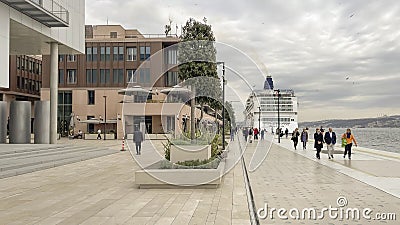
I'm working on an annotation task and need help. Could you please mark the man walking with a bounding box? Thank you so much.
[324,127,337,159]
[133,128,144,155]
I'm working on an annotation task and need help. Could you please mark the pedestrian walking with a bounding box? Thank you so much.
[254,127,259,140]
[97,129,102,140]
[301,128,308,150]
[243,128,248,142]
[285,128,289,139]
[248,127,253,143]
[314,128,323,159]
[230,127,235,141]
[291,128,300,150]
[260,129,265,140]
[342,128,357,159]
[324,127,337,159]
[133,129,144,155]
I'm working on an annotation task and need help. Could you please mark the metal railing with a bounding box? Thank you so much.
[87,34,179,39]
[28,0,69,25]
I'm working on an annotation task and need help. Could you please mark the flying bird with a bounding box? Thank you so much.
[350,13,354,18]
[346,77,350,80]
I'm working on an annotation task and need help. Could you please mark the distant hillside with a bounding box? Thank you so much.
[299,115,400,128]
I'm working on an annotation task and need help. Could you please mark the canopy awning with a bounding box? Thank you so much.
[79,119,118,124]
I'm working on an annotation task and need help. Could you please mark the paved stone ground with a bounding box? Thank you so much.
[0,139,250,225]
[241,135,400,225]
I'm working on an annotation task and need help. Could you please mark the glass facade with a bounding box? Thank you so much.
[57,91,72,137]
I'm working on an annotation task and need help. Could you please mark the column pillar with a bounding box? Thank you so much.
[0,102,7,143]
[9,101,31,144]
[34,101,50,144]
[50,42,59,144]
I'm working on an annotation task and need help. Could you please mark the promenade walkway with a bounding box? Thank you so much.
[241,134,400,224]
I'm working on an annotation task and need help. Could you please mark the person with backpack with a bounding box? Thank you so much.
[342,128,358,160]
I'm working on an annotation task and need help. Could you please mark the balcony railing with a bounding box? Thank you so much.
[1,0,69,27]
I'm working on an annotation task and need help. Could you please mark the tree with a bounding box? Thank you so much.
[177,18,222,121]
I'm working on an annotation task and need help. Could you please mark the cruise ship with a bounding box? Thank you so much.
[244,76,298,133]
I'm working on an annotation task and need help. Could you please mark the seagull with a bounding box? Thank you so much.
[346,77,350,80]
[350,13,354,18]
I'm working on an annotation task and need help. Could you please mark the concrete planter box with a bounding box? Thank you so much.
[170,144,211,163]
[84,133,115,140]
[135,160,225,189]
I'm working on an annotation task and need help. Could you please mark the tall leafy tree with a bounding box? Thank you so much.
[177,18,222,120]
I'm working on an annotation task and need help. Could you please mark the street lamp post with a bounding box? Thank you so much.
[217,62,226,150]
[274,89,281,143]
[103,96,107,140]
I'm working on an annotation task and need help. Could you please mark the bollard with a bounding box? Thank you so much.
[9,101,31,144]
[0,102,7,143]
[121,137,126,151]
[34,101,50,144]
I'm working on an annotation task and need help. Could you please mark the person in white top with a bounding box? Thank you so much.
[97,129,102,140]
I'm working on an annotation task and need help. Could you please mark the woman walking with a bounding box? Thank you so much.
[291,128,300,150]
[301,128,308,150]
[314,128,323,159]
[342,128,358,159]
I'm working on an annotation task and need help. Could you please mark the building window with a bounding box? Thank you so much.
[86,69,92,84]
[127,69,136,83]
[67,55,76,62]
[28,61,33,73]
[38,64,42,75]
[165,71,178,86]
[139,68,151,84]
[110,32,117,38]
[119,46,124,61]
[165,48,177,64]
[100,47,105,61]
[35,63,40,74]
[106,47,111,61]
[92,47,98,61]
[113,69,124,84]
[59,55,64,62]
[67,69,77,84]
[86,47,92,61]
[58,91,73,136]
[113,46,119,61]
[17,76,21,89]
[140,46,151,60]
[59,69,64,84]
[17,57,20,69]
[100,69,110,84]
[88,90,95,105]
[127,47,137,61]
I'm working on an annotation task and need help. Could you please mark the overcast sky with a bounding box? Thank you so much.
[86,0,400,122]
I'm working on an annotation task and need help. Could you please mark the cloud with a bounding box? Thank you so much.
[86,0,400,122]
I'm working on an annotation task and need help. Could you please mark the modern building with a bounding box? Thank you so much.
[40,25,216,139]
[244,76,298,133]
[1,0,85,143]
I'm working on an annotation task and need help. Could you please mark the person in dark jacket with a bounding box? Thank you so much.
[291,128,300,150]
[314,128,323,159]
[324,127,337,159]
[300,128,308,150]
[133,129,144,155]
